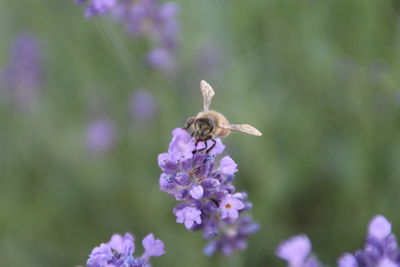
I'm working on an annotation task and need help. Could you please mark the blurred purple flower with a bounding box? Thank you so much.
[130,89,157,123]
[76,0,180,73]
[158,128,259,255]
[204,215,260,256]
[147,48,175,73]
[86,232,165,267]
[1,34,42,111]
[338,215,400,267]
[276,235,322,267]
[86,117,116,153]
[76,0,116,17]
[277,215,400,267]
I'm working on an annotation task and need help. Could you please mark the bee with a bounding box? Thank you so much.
[184,80,262,153]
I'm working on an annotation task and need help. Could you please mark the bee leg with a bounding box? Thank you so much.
[206,139,216,154]
[192,139,200,154]
[196,140,208,153]
[196,135,213,153]
[184,117,195,130]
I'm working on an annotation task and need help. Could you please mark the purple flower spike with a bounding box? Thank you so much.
[337,215,400,267]
[85,232,165,267]
[1,34,43,111]
[142,233,166,258]
[175,206,202,229]
[158,127,258,255]
[278,215,400,267]
[76,0,180,74]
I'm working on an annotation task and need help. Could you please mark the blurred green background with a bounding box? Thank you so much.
[1,0,400,266]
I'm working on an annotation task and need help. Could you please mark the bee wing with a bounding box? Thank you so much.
[222,124,262,136]
[200,80,215,111]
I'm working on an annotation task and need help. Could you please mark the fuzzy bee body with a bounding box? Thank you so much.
[184,80,262,153]
[186,110,230,141]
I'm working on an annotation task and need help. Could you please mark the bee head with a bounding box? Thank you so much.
[194,117,215,140]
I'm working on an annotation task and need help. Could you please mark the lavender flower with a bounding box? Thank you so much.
[276,215,400,267]
[1,34,42,111]
[76,0,116,17]
[338,215,400,267]
[76,0,180,73]
[276,235,323,267]
[130,89,157,123]
[86,232,165,267]
[147,48,175,73]
[158,128,259,256]
[86,117,116,153]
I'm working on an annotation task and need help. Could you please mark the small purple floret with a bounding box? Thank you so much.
[175,206,202,229]
[276,235,318,267]
[142,233,166,258]
[219,156,238,176]
[168,128,195,161]
[108,232,135,255]
[220,194,244,221]
[189,185,204,200]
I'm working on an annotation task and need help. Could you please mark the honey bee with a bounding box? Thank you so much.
[184,80,262,153]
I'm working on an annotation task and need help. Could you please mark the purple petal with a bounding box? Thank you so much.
[338,254,358,267]
[368,215,392,240]
[175,206,202,230]
[219,156,238,176]
[377,258,397,267]
[189,185,204,200]
[276,235,311,267]
[86,243,113,267]
[220,194,244,220]
[157,152,178,173]
[168,128,195,161]
[142,233,166,258]
[108,232,135,254]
